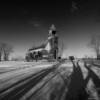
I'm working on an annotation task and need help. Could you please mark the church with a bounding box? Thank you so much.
[25,24,59,61]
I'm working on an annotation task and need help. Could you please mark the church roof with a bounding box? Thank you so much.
[29,44,45,51]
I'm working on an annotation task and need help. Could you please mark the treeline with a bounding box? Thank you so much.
[0,43,13,61]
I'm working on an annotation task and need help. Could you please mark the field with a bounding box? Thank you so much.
[0,60,100,100]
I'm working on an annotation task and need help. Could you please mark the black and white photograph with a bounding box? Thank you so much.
[0,0,100,100]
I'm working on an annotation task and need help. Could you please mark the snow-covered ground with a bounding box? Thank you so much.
[0,61,56,68]
[0,60,100,100]
[0,61,57,89]
[0,61,58,77]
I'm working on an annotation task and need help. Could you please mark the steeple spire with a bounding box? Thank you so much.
[49,24,57,36]
[49,24,56,31]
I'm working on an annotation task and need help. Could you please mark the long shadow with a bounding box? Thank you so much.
[92,63,100,68]
[65,60,89,100]
[84,62,100,89]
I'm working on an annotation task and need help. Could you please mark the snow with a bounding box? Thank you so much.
[0,61,55,68]
[0,61,29,67]
[0,61,57,83]
[60,61,73,67]
[78,61,88,79]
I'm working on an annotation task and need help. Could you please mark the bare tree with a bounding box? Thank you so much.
[89,35,100,60]
[0,43,13,61]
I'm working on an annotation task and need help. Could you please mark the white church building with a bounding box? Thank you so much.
[26,24,59,61]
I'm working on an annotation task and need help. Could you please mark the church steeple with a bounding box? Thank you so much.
[48,24,56,36]
[50,24,56,31]
[47,24,58,60]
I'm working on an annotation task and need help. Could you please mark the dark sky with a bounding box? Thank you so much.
[0,0,100,58]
